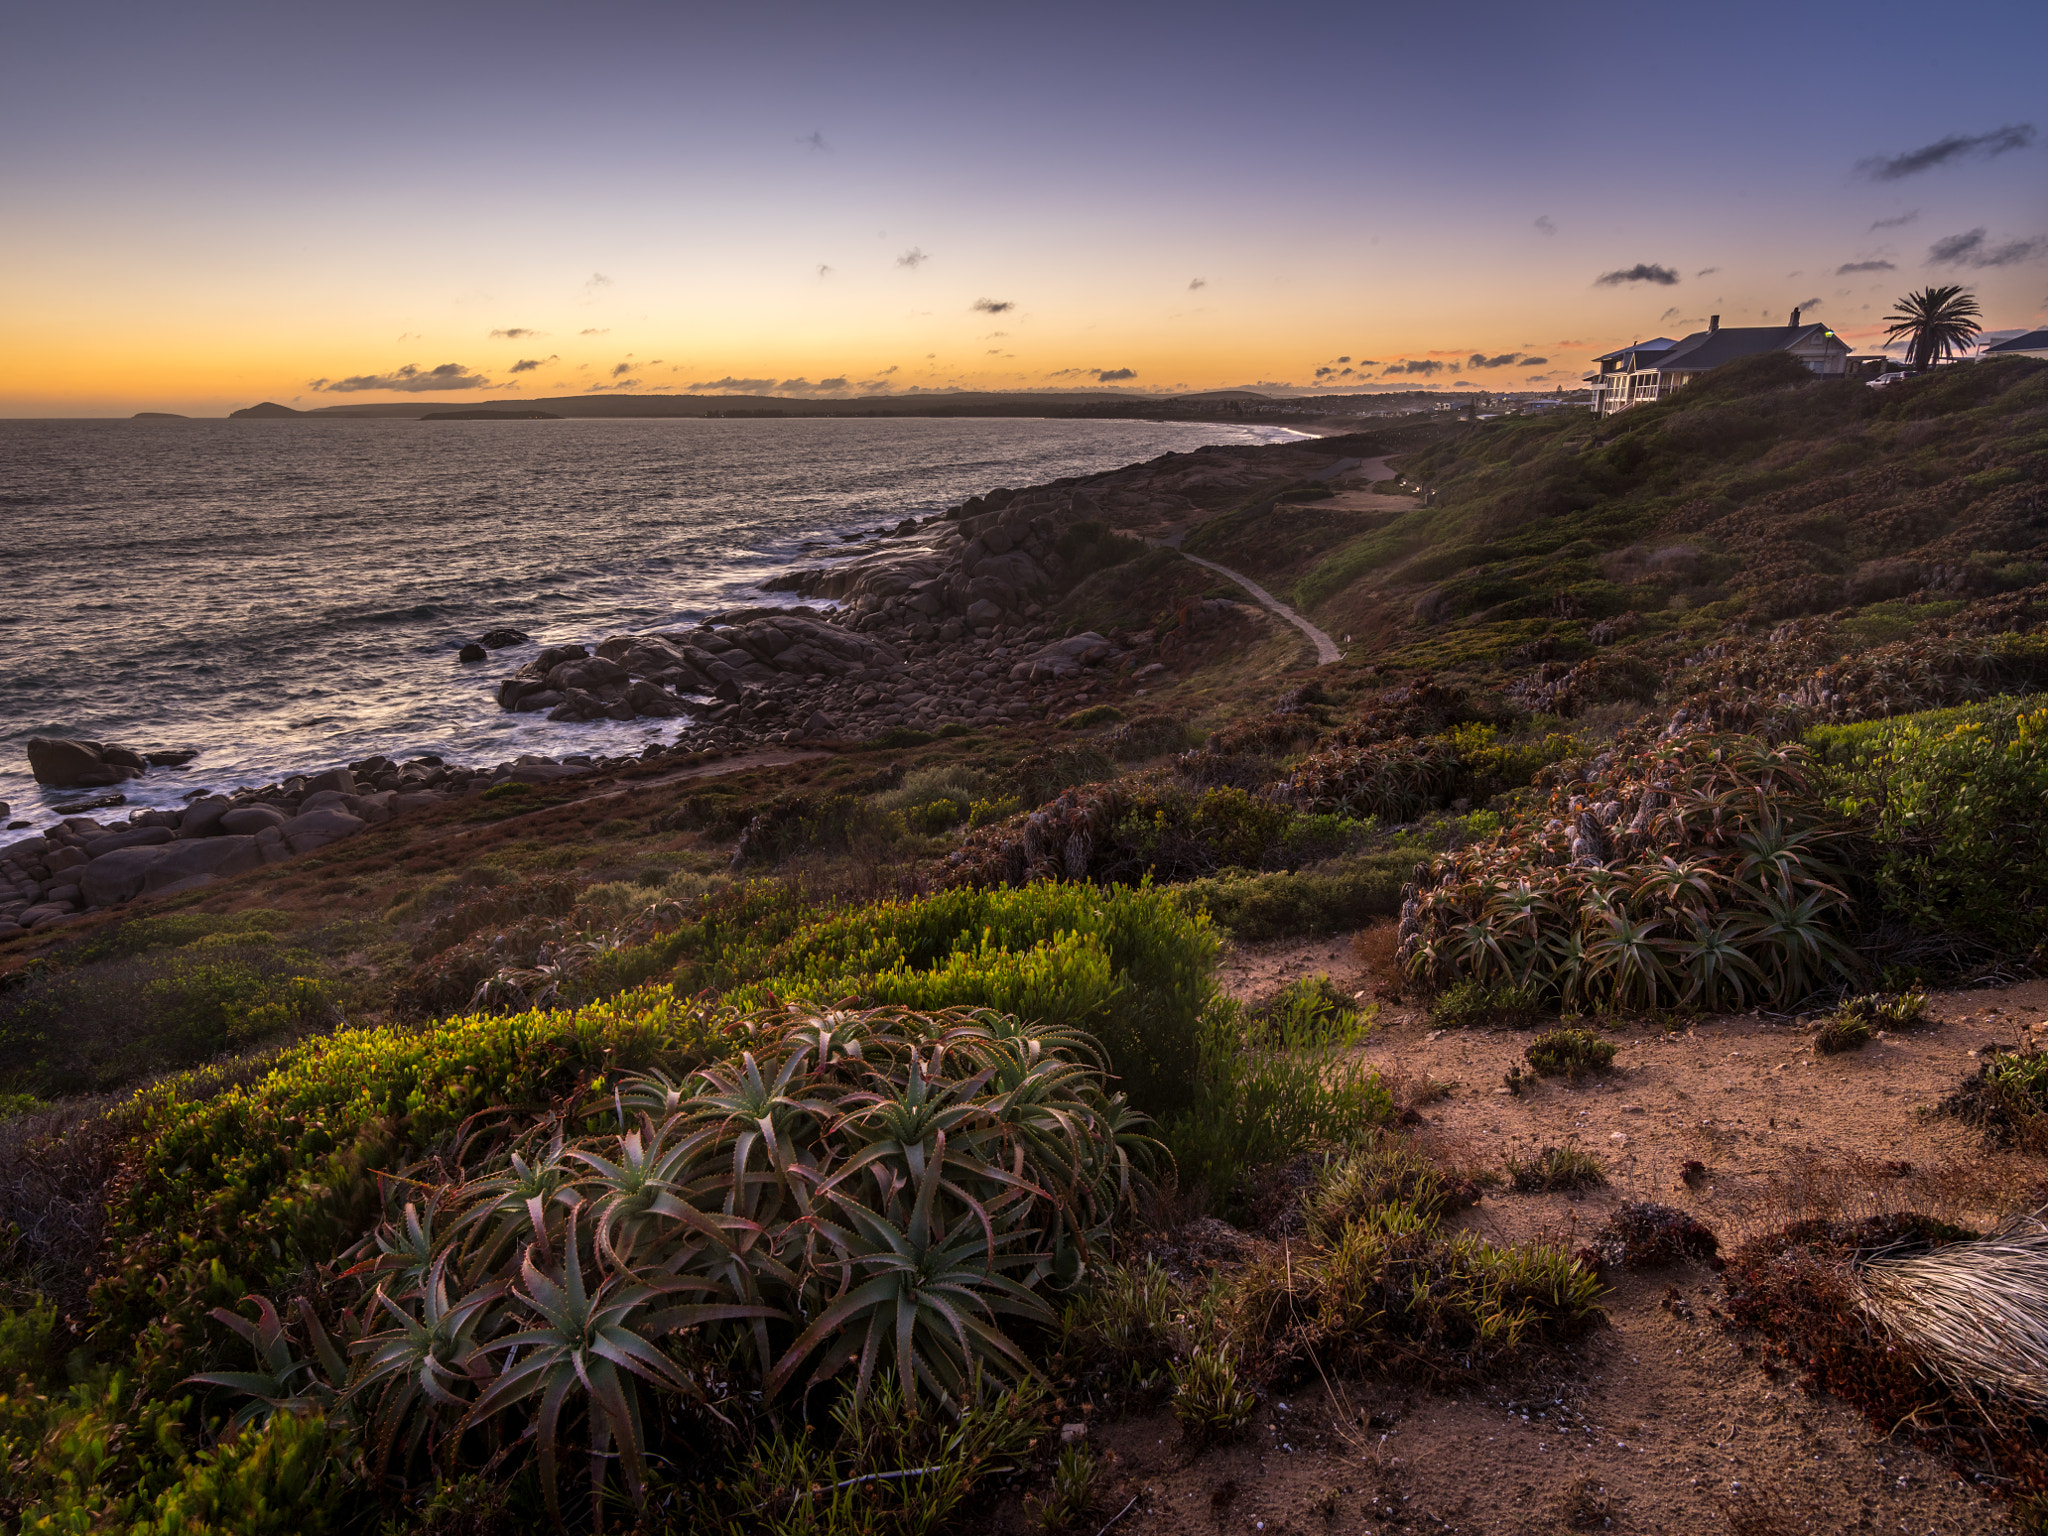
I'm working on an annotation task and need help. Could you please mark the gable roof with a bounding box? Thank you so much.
[1652,322,1842,373]
[1986,329,2048,354]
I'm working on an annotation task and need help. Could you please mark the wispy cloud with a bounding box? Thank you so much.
[1694,267,1718,278]
[817,264,833,279]
[584,272,613,291]
[1381,359,1446,376]
[800,130,829,152]
[689,376,776,393]
[1596,263,1680,286]
[579,327,609,336]
[508,355,559,373]
[490,327,539,340]
[1870,210,1919,231]
[1096,368,1136,382]
[311,362,489,393]
[971,297,1013,314]
[896,247,929,269]
[610,362,634,378]
[1467,352,1521,368]
[1795,297,1822,311]
[1518,356,1549,367]
[1858,124,2036,181]
[1929,228,2048,267]
[1533,215,1557,237]
[1188,277,1206,290]
[1837,259,1897,274]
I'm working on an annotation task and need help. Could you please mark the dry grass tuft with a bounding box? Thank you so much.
[1856,1210,2048,1407]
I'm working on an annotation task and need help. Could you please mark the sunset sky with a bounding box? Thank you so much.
[4,0,2044,416]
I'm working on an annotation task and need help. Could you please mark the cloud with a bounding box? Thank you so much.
[579,328,609,336]
[1519,356,1549,367]
[1467,352,1521,368]
[816,376,847,390]
[800,130,829,153]
[311,362,489,393]
[689,376,776,393]
[1870,210,1920,231]
[584,272,613,291]
[1858,124,2036,181]
[1336,356,1350,364]
[971,298,1014,314]
[1836,259,1897,274]
[507,355,558,373]
[1595,263,1680,286]
[1096,368,1136,382]
[1188,277,1206,290]
[1381,359,1447,376]
[817,264,833,279]
[1533,215,1557,237]
[1695,267,1718,278]
[491,327,542,340]
[611,362,638,378]
[896,247,929,269]
[1659,307,1683,323]
[1929,228,2048,267]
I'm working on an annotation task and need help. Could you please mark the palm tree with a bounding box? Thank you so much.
[1883,286,1983,370]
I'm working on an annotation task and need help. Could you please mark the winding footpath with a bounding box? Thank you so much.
[1171,547,1341,665]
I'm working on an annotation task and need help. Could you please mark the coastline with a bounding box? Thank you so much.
[3,425,1367,934]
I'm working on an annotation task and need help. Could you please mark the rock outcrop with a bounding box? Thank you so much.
[26,738,150,788]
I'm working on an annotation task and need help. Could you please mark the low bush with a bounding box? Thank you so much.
[1161,992,1390,1207]
[1940,1049,2048,1148]
[1173,854,1409,940]
[1249,974,1364,1043]
[1013,745,1115,808]
[1103,715,1199,760]
[730,792,901,868]
[1525,1027,1616,1077]
[1584,1202,1720,1270]
[1304,1136,1481,1240]
[1170,1346,1257,1443]
[1506,1143,1606,1193]
[1429,979,1545,1029]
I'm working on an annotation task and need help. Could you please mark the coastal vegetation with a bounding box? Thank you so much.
[4,352,2048,1529]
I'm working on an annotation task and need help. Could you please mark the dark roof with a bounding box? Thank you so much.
[1593,337,1677,362]
[1987,329,2048,353]
[1652,322,1842,373]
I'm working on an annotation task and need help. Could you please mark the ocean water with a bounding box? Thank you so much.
[0,415,1301,819]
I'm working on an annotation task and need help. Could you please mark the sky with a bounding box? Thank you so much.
[3,0,2045,416]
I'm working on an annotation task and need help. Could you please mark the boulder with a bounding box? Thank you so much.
[298,790,363,817]
[803,711,840,738]
[177,797,233,839]
[514,690,564,713]
[145,750,198,767]
[221,804,289,835]
[83,825,175,860]
[478,627,530,649]
[26,737,145,788]
[282,808,367,855]
[139,836,263,892]
[305,767,357,795]
[458,642,488,663]
[508,761,581,784]
[45,846,88,873]
[81,845,172,905]
[965,599,1004,626]
[255,826,290,864]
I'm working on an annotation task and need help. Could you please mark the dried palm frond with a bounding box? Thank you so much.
[1855,1211,2048,1407]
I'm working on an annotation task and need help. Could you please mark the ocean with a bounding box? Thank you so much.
[0,415,1302,818]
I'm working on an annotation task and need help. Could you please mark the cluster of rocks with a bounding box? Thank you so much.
[25,737,197,788]
[0,747,644,938]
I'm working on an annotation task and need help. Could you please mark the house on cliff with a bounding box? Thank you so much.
[1985,329,2048,361]
[1585,309,1850,416]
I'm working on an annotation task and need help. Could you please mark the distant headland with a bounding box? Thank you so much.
[131,412,188,419]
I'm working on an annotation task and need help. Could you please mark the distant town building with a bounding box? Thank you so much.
[1985,328,2048,361]
[1584,310,1850,416]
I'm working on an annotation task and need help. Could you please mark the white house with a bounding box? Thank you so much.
[1585,309,1851,416]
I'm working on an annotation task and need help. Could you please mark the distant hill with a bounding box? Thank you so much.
[419,409,561,421]
[131,412,187,419]
[228,402,303,418]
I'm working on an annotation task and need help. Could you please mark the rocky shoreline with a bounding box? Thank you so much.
[3,437,1351,937]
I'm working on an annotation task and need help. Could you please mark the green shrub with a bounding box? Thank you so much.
[1429,980,1545,1029]
[1162,993,1391,1205]
[1170,1347,1256,1443]
[1525,1028,1616,1077]
[1940,1049,2048,1147]
[743,882,1219,1117]
[1013,746,1115,808]
[968,794,1022,828]
[903,797,967,834]
[1810,699,2048,952]
[1174,854,1409,940]
[1250,974,1366,1043]
[730,793,900,868]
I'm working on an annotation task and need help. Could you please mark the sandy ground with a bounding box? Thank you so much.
[987,939,2048,1534]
